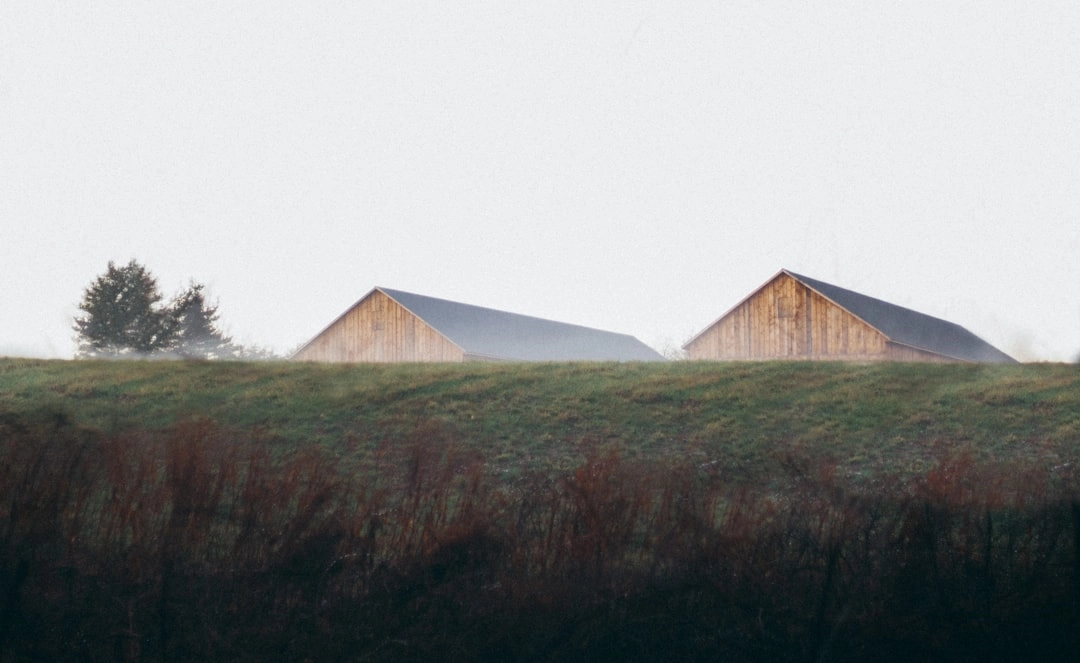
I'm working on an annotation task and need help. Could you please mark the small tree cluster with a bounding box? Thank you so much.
[169,282,235,359]
[73,260,259,360]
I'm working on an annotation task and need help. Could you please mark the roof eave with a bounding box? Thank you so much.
[683,269,790,350]
[780,270,897,347]
[884,339,971,363]
[291,286,470,360]
[374,287,469,357]
[785,273,1016,364]
[290,286,383,359]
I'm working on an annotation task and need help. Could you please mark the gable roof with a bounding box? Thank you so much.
[366,287,664,362]
[685,269,1016,364]
[787,270,1014,363]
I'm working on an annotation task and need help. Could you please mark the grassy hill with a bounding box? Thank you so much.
[2,357,1079,485]
[3,357,1080,661]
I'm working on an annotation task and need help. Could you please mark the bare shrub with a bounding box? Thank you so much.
[2,416,1080,661]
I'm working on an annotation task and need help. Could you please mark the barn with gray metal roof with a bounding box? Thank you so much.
[292,287,664,363]
[684,269,1015,363]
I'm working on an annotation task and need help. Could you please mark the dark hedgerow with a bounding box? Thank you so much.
[2,412,1080,662]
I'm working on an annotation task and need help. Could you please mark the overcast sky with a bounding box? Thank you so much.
[3,2,1079,361]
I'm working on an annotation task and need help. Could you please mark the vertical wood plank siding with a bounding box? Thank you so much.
[686,273,913,361]
[293,290,465,362]
[884,343,955,363]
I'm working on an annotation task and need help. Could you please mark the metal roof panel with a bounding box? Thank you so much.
[784,271,1016,363]
[378,287,664,362]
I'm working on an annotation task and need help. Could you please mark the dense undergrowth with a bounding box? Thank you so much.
[2,415,1080,660]
[2,359,1080,660]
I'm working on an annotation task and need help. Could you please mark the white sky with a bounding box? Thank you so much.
[3,2,1079,361]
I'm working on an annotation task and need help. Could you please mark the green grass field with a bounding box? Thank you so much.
[3,357,1079,485]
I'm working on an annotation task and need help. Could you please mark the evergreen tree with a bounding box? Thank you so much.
[169,282,236,359]
[73,260,175,357]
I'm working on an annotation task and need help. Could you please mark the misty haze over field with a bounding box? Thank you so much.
[2,3,1078,361]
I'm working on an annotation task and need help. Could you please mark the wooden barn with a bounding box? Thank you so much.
[292,287,665,363]
[684,269,1016,363]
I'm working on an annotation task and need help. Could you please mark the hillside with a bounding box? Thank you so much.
[3,357,1078,486]
[5,357,1080,661]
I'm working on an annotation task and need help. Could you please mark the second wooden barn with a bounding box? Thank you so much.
[684,269,1015,363]
[292,287,664,363]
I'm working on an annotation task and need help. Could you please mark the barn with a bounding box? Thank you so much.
[683,269,1016,363]
[292,287,665,363]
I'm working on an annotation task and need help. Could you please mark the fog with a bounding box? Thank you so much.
[3,3,1079,362]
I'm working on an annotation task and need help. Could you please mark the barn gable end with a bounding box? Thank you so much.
[683,271,889,361]
[684,270,1015,364]
[293,287,664,363]
[291,289,465,363]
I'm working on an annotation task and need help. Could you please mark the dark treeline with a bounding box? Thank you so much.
[2,412,1080,661]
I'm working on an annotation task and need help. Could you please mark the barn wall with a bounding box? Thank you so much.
[885,343,955,363]
[293,290,465,363]
[685,273,894,361]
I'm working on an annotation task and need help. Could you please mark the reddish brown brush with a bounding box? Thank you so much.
[2,414,1080,661]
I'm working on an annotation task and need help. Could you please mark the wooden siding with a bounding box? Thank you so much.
[293,290,465,363]
[686,273,912,361]
[884,342,956,363]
